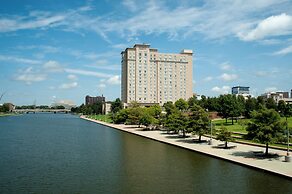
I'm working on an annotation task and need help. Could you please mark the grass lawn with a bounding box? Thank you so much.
[87,114,113,123]
[212,117,292,134]
[212,119,248,134]
[212,117,292,150]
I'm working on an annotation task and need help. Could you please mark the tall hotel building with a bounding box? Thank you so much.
[121,44,193,105]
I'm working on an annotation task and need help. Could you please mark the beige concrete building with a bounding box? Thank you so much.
[121,44,193,105]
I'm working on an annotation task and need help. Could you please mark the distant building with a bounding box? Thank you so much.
[261,91,291,104]
[6,103,15,112]
[102,102,112,115]
[231,86,251,99]
[85,95,105,105]
[121,43,193,106]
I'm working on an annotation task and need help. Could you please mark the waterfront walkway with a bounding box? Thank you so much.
[81,116,292,179]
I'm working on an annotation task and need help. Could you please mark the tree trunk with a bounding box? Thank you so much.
[265,143,269,156]
[232,117,234,125]
[183,130,186,137]
[199,135,201,142]
[225,117,227,123]
[225,141,228,148]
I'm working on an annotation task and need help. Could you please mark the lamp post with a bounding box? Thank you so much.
[206,109,213,145]
[287,116,289,155]
[209,121,213,145]
[285,116,291,162]
[284,104,291,162]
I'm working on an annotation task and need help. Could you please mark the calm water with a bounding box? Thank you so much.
[0,113,291,194]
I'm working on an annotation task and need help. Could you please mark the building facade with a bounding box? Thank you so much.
[262,91,291,104]
[85,95,105,105]
[231,86,251,99]
[232,86,250,95]
[121,44,193,105]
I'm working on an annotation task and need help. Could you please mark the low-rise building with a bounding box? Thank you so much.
[261,91,291,104]
[85,95,105,105]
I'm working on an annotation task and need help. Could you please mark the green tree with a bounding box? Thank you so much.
[175,98,188,112]
[112,108,129,124]
[163,101,176,115]
[92,102,102,114]
[218,95,231,123]
[206,97,220,112]
[256,96,265,110]
[165,111,188,137]
[188,104,210,142]
[148,105,162,129]
[198,95,208,109]
[245,97,257,118]
[188,96,198,108]
[246,108,285,156]
[126,107,144,126]
[111,98,123,113]
[217,126,233,148]
[277,100,286,116]
[266,98,277,110]
[139,110,156,129]
[148,105,162,118]
[229,95,243,125]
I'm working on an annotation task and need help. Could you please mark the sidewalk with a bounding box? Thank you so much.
[81,116,292,179]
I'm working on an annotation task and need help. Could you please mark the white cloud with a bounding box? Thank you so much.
[211,86,230,94]
[16,45,59,53]
[86,62,120,71]
[111,43,129,49]
[14,67,46,84]
[0,0,290,45]
[1,1,289,42]
[255,71,269,77]
[259,39,282,45]
[122,0,138,12]
[106,75,121,85]
[64,68,112,78]
[51,99,76,108]
[97,83,106,88]
[219,73,238,81]
[273,45,292,55]
[238,13,292,41]
[265,87,277,92]
[59,82,78,89]
[43,60,63,72]
[0,55,42,65]
[0,14,66,33]
[203,76,213,82]
[67,74,78,80]
[220,62,232,70]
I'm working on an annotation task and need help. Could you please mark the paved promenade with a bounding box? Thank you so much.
[81,116,292,179]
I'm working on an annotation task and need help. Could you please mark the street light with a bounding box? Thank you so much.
[206,108,213,145]
[284,104,291,162]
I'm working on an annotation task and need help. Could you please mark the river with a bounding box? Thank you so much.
[0,113,291,193]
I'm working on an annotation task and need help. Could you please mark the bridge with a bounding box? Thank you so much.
[13,109,71,114]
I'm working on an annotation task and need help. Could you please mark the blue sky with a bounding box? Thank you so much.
[0,0,292,106]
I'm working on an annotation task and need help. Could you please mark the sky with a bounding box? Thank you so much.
[0,0,292,106]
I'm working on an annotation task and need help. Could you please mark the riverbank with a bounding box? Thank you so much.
[81,116,292,179]
[0,113,15,117]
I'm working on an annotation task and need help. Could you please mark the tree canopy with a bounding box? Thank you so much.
[246,108,285,155]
